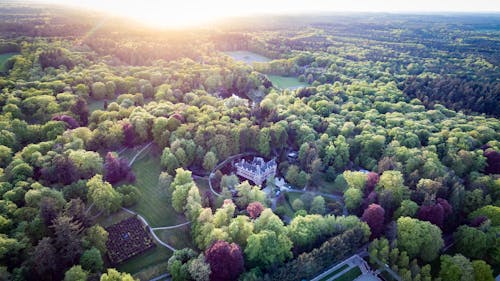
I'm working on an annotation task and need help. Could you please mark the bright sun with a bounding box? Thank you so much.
[110,1,232,28]
[48,0,253,28]
[42,0,500,28]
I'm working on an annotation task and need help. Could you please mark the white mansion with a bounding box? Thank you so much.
[235,157,277,186]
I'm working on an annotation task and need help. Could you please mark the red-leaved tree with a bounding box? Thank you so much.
[104,152,135,184]
[52,115,79,129]
[417,198,452,229]
[205,241,244,281]
[361,203,385,239]
[484,149,500,174]
[365,172,380,193]
[122,122,136,148]
[247,202,264,219]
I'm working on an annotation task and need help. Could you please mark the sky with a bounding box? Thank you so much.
[39,0,500,27]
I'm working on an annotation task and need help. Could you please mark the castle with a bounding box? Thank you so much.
[235,157,277,186]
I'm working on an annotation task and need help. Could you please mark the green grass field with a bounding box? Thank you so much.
[333,267,362,281]
[268,75,308,90]
[117,245,172,275]
[318,264,349,281]
[155,224,196,250]
[126,146,187,227]
[0,52,18,72]
[88,98,109,112]
[101,145,191,276]
[224,50,271,64]
[96,209,133,227]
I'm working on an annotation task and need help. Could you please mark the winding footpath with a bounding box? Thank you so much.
[121,207,191,252]
[118,143,190,252]
[207,152,257,197]
[128,141,153,167]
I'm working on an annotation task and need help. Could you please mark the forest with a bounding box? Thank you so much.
[0,2,499,281]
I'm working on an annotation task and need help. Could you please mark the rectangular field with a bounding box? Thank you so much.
[0,52,18,72]
[268,75,308,90]
[224,50,271,64]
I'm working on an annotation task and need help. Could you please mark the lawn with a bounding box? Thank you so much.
[117,245,171,275]
[127,145,187,227]
[0,52,18,73]
[333,267,362,281]
[87,98,110,112]
[224,50,271,65]
[194,178,210,195]
[96,209,133,227]
[155,224,196,250]
[99,144,196,276]
[318,264,349,281]
[268,75,308,90]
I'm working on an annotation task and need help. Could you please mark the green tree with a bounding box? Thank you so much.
[52,215,83,267]
[161,148,180,175]
[454,225,488,259]
[344,188,363,213]
[202,151,217,172]
[394,200,419,219]
[332,136,350,171]
[171,168,195,213]
[472,260,494,281]
[33,237,57,280]
[245,230,292,269]
[397,217,443,262]
[235,181,267,209]
[68,150,103,179]
[228,215,254,248]
[64,265,88,281]
[167,248,197,281]
[152,117,170,148]
[80,247,104,272]
[310,196,326,215]
[91,82,107,100]
[188,254,211,281]
[377,170,409,212]
[343,171,367,191]
[82,225,108,254]
[116,185,140,207]
[291,199,305,211]
[87,175,122,214]
[285,165,299,186]
[254,209,286,235]
[0,145,12,167]
[100,269,136,281]
[439,254,474,281]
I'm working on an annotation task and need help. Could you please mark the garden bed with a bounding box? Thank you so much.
[106,216,156,264]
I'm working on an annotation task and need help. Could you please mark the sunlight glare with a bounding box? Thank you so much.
[42,0,500,28]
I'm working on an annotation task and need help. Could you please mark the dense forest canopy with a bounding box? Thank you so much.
[0,2,499,281]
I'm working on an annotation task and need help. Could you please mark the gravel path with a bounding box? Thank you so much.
[121,207,181,252]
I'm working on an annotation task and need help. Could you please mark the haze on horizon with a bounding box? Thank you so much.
[37,0,500,27]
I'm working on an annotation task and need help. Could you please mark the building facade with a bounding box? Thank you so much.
[235,157,277,186]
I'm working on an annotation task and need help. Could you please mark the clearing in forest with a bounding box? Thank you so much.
[268,74,308,90]
[0,52,18,72]
[224,50,271,64]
